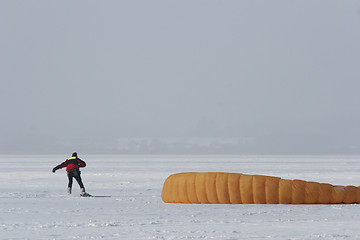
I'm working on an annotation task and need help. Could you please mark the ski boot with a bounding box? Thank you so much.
[80,188,91,197]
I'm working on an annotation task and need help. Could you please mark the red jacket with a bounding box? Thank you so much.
[55,157,86,172]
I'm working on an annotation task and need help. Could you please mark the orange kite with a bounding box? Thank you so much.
[161,172,360,204]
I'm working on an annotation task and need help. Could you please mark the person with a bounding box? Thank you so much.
[52,152,89,196]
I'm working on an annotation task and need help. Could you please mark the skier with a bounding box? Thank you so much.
[52,152,89,196]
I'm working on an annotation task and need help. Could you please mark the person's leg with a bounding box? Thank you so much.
[73,169,87,196]
[67,172,74,194]
[73,169,85,190]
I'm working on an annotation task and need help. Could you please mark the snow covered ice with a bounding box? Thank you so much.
[1,155,360,239]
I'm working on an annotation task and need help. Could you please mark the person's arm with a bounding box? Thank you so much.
[52,160,68,173]
[76,158,86,168]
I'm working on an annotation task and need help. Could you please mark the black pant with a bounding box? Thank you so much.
[67,169,85,189]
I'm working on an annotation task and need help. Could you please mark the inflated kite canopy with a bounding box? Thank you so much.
[161,172,360,204]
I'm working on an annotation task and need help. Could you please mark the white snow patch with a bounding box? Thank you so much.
[0,155,359,239]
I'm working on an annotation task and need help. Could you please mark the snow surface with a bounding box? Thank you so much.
[1,155,360,240]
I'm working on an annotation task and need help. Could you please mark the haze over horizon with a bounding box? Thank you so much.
[1,1,360,155]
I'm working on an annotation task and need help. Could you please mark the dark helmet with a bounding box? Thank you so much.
[72,152,78,157]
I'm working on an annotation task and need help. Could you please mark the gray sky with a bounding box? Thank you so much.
[1,1,360,154]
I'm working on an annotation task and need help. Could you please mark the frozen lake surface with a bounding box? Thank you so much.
[1,155,360,239]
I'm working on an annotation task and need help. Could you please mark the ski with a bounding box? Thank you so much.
[80,193,111,198]
[89,195,111,198]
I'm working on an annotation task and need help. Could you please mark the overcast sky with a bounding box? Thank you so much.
[1,1,360,154]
